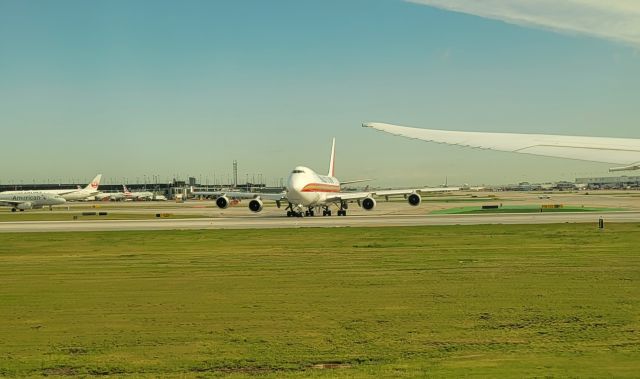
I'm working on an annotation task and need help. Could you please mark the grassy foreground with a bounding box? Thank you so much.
[0,225,639,377]
[431,205,623,214]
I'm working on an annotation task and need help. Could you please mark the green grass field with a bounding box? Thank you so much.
[431,205,624,214]
[1,225,639,377]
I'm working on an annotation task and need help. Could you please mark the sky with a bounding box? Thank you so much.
[1,0,639,187]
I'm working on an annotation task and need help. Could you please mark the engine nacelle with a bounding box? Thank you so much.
[216,196,230,209]
[16,202,33,210]
[248,198,263,213]
[407,193,421,206]
[362,197,376,210]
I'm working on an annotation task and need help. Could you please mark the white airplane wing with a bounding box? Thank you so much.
[327,187,458,203]
[192,189,286,202]
[375,187,460,195]
[363,122,640,171]
[0,200,22,207]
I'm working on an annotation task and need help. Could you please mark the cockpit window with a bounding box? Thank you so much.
[292,170,305,174]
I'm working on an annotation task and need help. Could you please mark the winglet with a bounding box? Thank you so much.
[328,137,336,177]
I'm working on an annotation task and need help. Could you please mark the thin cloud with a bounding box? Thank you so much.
[407,0,640,46]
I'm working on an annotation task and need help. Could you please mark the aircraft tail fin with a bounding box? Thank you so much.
[123,184,131,194]
[84,174,102,191]
[328,137,336,177]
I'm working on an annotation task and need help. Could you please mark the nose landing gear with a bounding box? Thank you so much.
[285,203,304,217]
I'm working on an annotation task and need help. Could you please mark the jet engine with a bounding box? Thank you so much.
[248,198,263,213]
[216,196,230,209]
[16,202,33,210]
[362,197,376,210]
[407,193,421,206]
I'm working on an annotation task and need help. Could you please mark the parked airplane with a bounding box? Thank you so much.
[123,185,153,201]
[363,122,640,172]
[2,174,103,201]
[93,192,122,201]
[0,192,66,212]
[192,139,458,217]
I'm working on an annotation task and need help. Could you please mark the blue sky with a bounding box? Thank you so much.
[1,0,639,186]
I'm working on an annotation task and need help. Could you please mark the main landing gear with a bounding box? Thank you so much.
[285,204,348,217]
[336,201,348,216]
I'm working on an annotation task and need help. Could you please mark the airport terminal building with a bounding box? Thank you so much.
[575,175,640,189]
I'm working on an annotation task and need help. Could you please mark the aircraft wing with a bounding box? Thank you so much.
[0,200,22,207]
[25,189,77,196]
[363,122,640,171]
[341,179,374,185]
[192,190,286,202]
[256,193,287,201]
[375,187,460,196]
[325,192,373,202]
[49,189,78,196]
[326,186,458,203]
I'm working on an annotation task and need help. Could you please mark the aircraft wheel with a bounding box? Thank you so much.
[309,210,315,217]
[20,209,25,212]
[11,208,17,213]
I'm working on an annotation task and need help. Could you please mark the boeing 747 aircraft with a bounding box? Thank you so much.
[0,192,66,212]
[192,139,458,217]
[363,123,640,172]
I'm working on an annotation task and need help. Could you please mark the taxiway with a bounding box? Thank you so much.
[0,211,638,233]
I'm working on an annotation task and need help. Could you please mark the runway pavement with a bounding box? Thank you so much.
[0,211,638,233]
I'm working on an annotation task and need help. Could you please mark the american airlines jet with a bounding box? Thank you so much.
[123,185,153,201]
[3,174,103,201]
[192,139,458,217]
[0,192,66,212]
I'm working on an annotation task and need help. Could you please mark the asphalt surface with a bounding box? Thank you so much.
[1,191,638,232]
[0,211,638,233]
